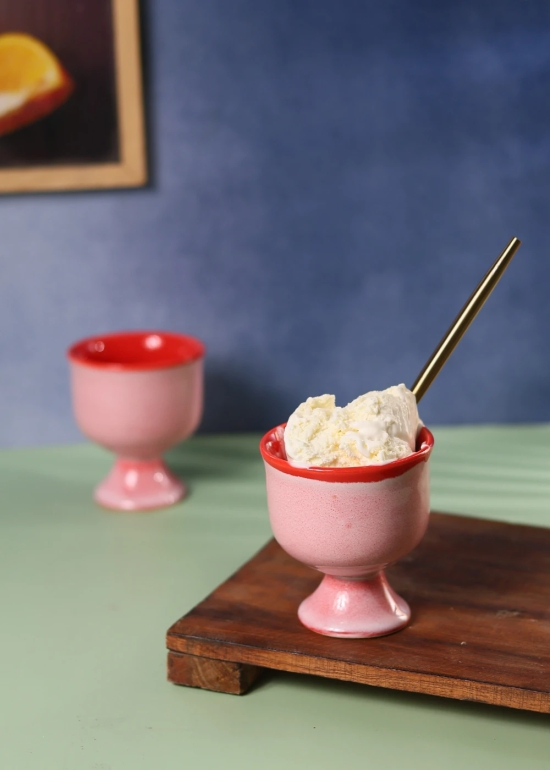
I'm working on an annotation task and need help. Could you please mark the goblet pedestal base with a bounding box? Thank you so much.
[298,572,410,638]
[95,458,185,511]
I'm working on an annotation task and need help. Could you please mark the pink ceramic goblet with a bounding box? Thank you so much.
[260,425,434,638]
[68,331,204,511]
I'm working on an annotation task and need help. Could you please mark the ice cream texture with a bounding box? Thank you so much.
[284,384,420,468]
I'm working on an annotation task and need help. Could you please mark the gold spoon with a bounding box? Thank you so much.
[411,236,521,402]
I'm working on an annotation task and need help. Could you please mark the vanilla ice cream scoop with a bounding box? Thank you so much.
[284,384,420,468]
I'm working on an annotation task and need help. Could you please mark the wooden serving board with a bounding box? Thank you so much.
[166,512,550,712]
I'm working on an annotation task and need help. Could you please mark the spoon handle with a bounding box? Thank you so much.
[411,236,521,403]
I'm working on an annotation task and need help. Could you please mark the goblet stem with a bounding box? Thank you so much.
[94,457,185,511]
[298,571,410,638]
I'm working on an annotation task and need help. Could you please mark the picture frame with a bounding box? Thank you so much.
[0,0,146,194]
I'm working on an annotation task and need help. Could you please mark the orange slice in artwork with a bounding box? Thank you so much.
[0,33,74,137]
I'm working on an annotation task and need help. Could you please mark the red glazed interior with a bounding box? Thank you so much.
[67,331,205,371]
[260,424,434,483]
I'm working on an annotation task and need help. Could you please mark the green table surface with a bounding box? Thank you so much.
[1,425,550,769]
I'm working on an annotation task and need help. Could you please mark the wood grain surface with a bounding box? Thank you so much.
[167,512,550,712]
[168,652,262,695]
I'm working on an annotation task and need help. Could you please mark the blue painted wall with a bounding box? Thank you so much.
[2,0,550,447]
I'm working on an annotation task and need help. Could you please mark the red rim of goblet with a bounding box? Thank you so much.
[260,423,434,483]
[67,330,205,372]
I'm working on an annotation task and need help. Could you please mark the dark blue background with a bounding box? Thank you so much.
[2,0,550,447]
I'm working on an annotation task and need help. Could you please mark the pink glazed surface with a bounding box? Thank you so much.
[70,361,203,460]
[265,461,430,577]
[262,426,433,579]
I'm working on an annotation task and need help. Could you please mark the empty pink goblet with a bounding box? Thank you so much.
[260,425,434,638]
[68,331,205,511]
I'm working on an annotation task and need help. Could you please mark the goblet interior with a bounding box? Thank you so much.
[261,425,434,638]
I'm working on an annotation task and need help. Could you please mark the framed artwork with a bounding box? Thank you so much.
[0,0,146,194]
